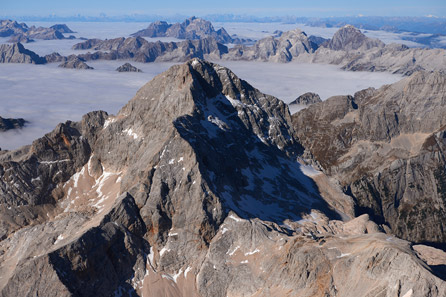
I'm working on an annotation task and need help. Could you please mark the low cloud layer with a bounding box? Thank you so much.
[0,61,176,150]
[0,59,402,151]
[216,61,402,102]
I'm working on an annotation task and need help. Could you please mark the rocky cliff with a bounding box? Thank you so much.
[1,59,445,296]
[292,71,446,244]
[0,43,46,64]
[131,16,233,44]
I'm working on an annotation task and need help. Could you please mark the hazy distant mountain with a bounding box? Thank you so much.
[131,16,234,44]
[0,19,75,41]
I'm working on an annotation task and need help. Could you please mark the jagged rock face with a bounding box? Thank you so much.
[324,25,385,51]
[0,117,27,132]
[72,36,229,62]
[224,29,318,62]
[289,92,322,106]
[131,16,233,44]
[58,57,93,69]
[0,43,45,64]
[1,60,445,296]
[116,63,142,72]
[292,71,446,243]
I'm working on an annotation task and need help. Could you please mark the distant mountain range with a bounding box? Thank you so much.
[0,19,75,42]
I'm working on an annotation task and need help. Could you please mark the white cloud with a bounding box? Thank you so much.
[0,61,177,150]
[214,60,402,103]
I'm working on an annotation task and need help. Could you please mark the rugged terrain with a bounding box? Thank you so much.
[1,59,445,296]
[292,70,446,244]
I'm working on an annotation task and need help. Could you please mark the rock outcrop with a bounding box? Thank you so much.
[131,16,233,44]
[1,59,445,296]
[0,43,45,64]
[0,117,27,131]
[292,71,446,244]
[116,63,142,72]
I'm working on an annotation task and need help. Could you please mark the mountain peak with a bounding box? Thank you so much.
[326,24,385,51]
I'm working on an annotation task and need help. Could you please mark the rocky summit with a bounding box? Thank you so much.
[1,59,446,297]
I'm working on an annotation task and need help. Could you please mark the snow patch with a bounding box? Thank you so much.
[336,253,351,258]
[54,234,64,245]
[123,127,138,139]
[40,159,70,164]
[184,266,192,278]
[228,214,243,222]
[245,249,260,256]
[241,260,249,264]
[227,245,240,256]
[103,117,116,129]
[160,246,171,257]
[402,289,413,297]
[300,164,322,177]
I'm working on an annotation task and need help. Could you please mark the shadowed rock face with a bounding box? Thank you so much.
[1,60,445,297]
[0,117,27,132]
[131,16,233,44]
[292,71,446,244]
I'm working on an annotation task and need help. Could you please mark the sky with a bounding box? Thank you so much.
[2,0,446,17]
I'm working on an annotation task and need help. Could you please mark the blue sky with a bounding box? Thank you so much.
[2,0,446,17]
